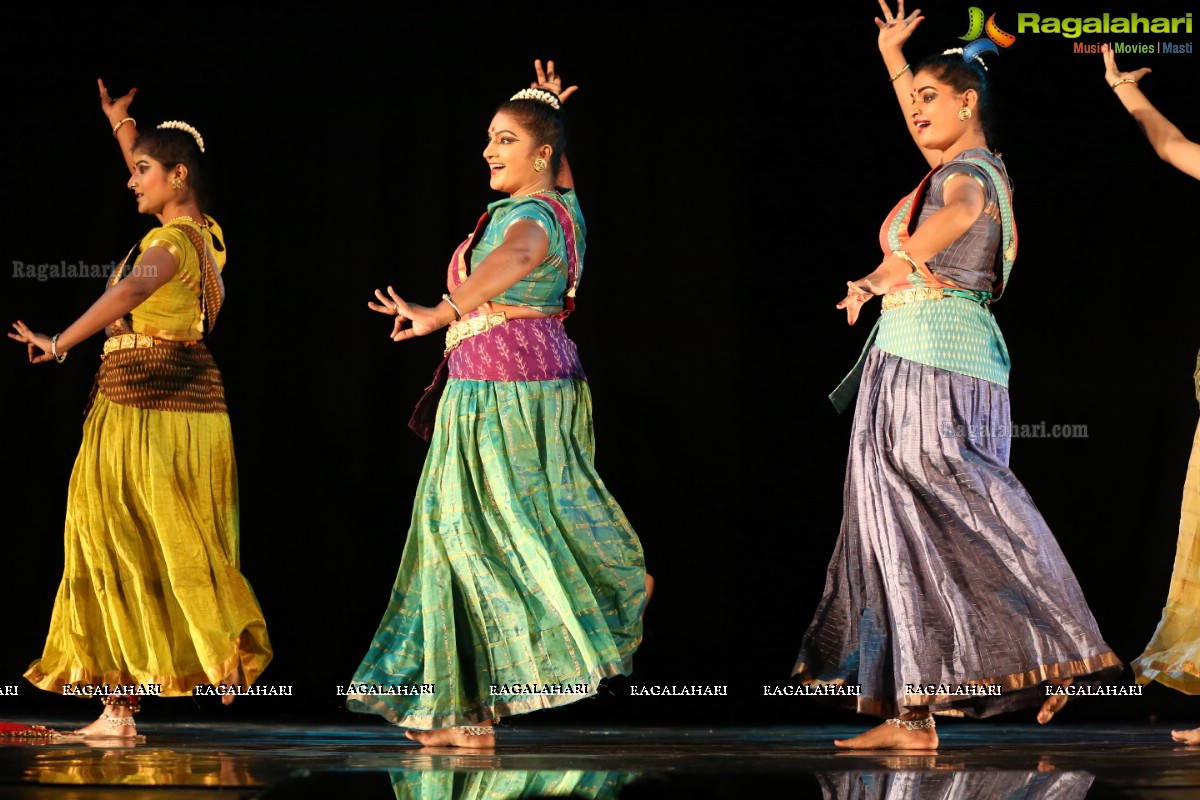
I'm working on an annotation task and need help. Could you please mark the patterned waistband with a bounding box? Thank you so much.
[881,287,993,312]
[103,333,171,356]
[90,338,226,414]
[448,316,585,382]
[445,312,507,356]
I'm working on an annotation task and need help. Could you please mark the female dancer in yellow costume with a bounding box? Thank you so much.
[8,81,271,737]
[1101,46,1200,744]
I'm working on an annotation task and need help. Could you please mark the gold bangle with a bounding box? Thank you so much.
[1111,78,1138,90]
[889,63,911,83]
[112,116,136,136]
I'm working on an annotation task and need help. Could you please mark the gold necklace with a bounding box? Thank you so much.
[165,214,209,229]
[516,188,559,198]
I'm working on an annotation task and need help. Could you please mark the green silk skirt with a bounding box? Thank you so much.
[347,378,647,729]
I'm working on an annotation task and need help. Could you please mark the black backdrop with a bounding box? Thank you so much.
[2,2,1198,728]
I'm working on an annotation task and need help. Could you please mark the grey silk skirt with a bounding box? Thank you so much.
[795,347,1120,718]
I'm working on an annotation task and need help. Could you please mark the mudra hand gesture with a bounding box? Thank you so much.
[1102,43,1151,88]
[98,78,137,127]
[9,321,56,364]
[875,0,924,51]
[531,59,577,103]
[837,276,887,326]
[369,287,445,342]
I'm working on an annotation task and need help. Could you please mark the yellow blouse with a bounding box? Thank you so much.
[129,215,226,341]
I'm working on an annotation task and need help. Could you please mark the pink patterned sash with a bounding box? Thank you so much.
[449,317,585,381]
[408,195,584,440]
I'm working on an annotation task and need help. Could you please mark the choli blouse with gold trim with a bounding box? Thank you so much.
[130,215,225,341]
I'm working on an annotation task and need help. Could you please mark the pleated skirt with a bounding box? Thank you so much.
[348,378,647,729]
[795,347,1119,717]
[1132,420,1200,691]
[25,393,272,696]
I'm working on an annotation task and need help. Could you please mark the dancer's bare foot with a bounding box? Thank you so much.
[74,705,137,738]
[219,664,243,706]
[833,717,938,750]
[404,727,495,748]
[1037,678,1073,724]
[1172,728,1200,744]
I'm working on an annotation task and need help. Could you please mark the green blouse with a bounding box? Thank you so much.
[471,190,584,313]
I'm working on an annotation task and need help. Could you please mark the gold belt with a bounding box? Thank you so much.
[103,333,159,355]
[882,287,946,311]
[444,312,507,355]
[881,287,992,312]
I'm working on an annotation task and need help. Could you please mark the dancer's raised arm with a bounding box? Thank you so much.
[98,79,139,174]
[530,59,576,189]
[876,0,938,167]
[1103,45,1200,180]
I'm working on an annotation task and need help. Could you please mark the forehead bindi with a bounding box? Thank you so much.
[489,112,529,137]
[912,73,951,92]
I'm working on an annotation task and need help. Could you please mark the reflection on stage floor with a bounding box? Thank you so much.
[1,722,1197,798]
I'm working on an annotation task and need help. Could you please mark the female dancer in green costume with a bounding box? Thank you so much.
[347,61,651,748]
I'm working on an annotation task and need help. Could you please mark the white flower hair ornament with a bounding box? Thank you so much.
[509,88,561,110]
[942,46,989,71]
[157,120,206,153]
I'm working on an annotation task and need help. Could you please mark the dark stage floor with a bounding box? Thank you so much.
[2,721,1199,798]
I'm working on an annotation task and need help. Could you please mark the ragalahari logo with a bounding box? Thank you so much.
[959,7,1017,62]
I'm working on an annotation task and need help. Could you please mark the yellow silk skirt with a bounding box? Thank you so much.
[1134,420,1200,692]
[24,393,272,696]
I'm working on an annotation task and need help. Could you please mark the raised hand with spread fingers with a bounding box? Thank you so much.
[1102,44,1200,180]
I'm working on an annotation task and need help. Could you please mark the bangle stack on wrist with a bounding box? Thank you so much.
[112,116,136,136]
[1111,78,1138,90]
[889,63,911,83]
[442,294,462,321]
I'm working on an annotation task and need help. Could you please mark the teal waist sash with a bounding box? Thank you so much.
[829,290,1010,413]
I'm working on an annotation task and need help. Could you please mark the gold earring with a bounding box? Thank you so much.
[533,158,548,173]
[171,178,183,189]
[958,107,973,121]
